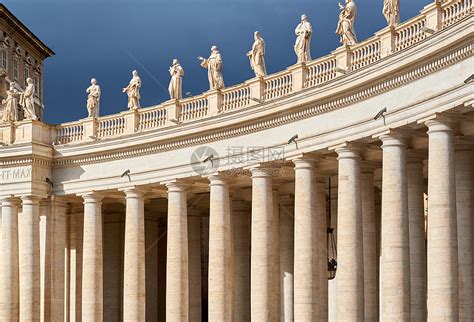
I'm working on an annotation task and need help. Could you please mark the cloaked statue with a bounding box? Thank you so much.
[86,78,101,118]
[168,59,184,100]
[383,0,400,26]
[247,31,267,77]
[123,70,141,110]
[1,82,20,123]
[294,14,312,63]
[198,46,225,91]
[336,0,358,46]
[19,77,37,120]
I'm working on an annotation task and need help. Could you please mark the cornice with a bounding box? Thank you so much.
[0,157,53,168]
[52,39,473,168]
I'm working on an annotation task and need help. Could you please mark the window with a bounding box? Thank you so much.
[34,74,39,97]
[24,65,29,86]
[1,48,7,70]
[13,57,18,80]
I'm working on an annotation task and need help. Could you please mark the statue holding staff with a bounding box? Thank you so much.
[86,78,101,118]
[1,82,20,123]
[336,0,358,46]
[383,0,400,26]
[123,70,141,110]
[247,31,267,77]
[168,59,184,100]
[294,14,312,63]
[198,46,225,91]
[19,77,37,120]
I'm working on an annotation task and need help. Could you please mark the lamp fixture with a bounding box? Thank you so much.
[121,169,131,181]
[288,134,299,149]
[464,74,474,84]
[374,107,387,125]
[327,177,338,280]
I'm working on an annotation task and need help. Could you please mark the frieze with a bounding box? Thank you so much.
[0,166,31,182]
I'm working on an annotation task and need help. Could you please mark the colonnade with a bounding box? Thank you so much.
[0,118,473,321]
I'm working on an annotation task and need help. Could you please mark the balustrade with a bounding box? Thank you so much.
[180,95,209,121]
[264,71,293,101]
[138,106,167,130]
[305,56,337,87]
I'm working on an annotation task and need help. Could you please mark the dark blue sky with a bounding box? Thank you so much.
[5,0,430,124]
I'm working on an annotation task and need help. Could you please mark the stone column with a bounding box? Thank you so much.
[380,134,411,321]
[455,146,473,321]
[19,195,41,321]
[81,193,104,322]
[279,194,294,322]
[361,168,377,321]
[165,182,189,322]
[0,197,20,321]
[407,159,427,321]
[335,147,364,321]
[123,188,146,322]
[316,177,328,321]
[272,188,281,321]
[426,120,459,321]
[233,200,250,322]
[188,210,202,322]
[293,158,319,321]
[207,175,233,321]
[250,167,277,321]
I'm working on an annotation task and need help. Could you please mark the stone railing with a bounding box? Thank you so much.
[1,0,470,147]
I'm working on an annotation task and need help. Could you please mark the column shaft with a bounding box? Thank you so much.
[426,120,458,321]
[317,177,328,321]
[166,183,189,322]
[335,147,364,321]
[123,189,146,322]
[272,189,281,322]
[233,201,251,322]
[380,135,411,321]
[0,198,19,321]
[279,195,294,322]
[407,161,427,321]
[250,168,276,321]
[19,195,41,321]
[81,194,103,322]
[293,159,319,321]
[361,171,377,321]
[455,148,473,321]
[188,214,202,322]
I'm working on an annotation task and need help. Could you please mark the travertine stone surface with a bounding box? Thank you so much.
[279,195,294,322]
[208,175,233,321]
[407,160,427,322]
[165,182,189,322]
[335,147,364,322]
[188,213,202,322]
[232,200,251,322]
[380,134,411,321]
[293,158,319,321]
[361,169,377,321]
[316,177,328,321]
[19,195,41,322]
[123,189,146,322]
[250,168,276,322]
[81,193,103,322]
[426,120,459,321]
[0,198,20,321]
[454,148,473,322]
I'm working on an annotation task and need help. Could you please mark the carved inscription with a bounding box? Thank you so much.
[0,167,32,182]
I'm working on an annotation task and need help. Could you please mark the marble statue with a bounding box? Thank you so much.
[123,70,141,110]
[383,0,400,26]
[1,82,20,123]
[294,14,312,63]
[19,77,37,120]
[336,0,358,46]
[168,59,184,100]
[86,78,101,118]
[198,46,225,91]
[247,31,267,77]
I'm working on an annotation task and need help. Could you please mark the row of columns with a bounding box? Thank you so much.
[0,118,472,321]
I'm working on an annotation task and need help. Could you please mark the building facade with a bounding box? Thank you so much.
[0,0,473,321]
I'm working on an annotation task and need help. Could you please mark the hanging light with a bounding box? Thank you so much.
[327,177,337,280]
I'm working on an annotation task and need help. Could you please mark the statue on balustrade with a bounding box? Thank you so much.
[336,0,358,46]
[247,31,267,77]
[19,77,37,120]
[86,78,101,118]
[123,70,141,110]
[198,45,225,91]
[294,14,312,63]
[168,59,184,100]
[383,0,400,26]
[1,82,20,123]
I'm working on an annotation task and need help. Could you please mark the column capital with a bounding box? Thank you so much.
[335,146,362,160]
[207,174,231,186]
[425,119,457,134]
[165,180,188,192]
[80,192,104,204]
[0,196,20,206]
[121,186,148,199]
[292,155,318,169]
[380,133,409,148]
[20,195,41,205]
